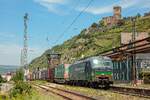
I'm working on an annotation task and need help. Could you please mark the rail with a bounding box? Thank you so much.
[110,86,150,98]
[34,84,97,100]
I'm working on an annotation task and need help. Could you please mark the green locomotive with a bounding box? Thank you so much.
[68,56,113,87]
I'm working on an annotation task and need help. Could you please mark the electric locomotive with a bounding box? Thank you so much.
[68,56,113,87]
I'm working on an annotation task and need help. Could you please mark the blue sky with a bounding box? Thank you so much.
[0,0,150,65]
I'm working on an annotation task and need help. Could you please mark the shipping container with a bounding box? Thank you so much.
[54,64,70,83]
[47,68,55,82]
[41,69,47,80]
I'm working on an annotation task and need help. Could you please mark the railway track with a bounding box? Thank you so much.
[34,84,97,100]
[33,82,150,99]
[110,86,150,98]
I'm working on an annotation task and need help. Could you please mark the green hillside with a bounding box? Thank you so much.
[29,16,150,69]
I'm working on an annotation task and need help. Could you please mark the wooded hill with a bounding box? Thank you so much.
[29,15,150,69]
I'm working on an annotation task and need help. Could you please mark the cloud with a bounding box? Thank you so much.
[77,0,150,15]
[142,1,150,8]
[0,44,44,65]
[34,0,67,14]
[35,0,65,4]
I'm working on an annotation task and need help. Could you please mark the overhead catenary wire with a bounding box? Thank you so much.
[52,0,94,46]
[61,0,80,24]
[46,0,80,45]
[46,0,80,44]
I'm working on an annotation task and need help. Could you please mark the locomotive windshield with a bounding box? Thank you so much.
[91,58,112,69]
[103,61,112,66]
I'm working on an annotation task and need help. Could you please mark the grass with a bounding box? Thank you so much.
[0,93,9,100]
[58,84,149,100]
[0,86,62,100]
[31,80,48,85]
[0,80,61,100]
[9,90,61,100]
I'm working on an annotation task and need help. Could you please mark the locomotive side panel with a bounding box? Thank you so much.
[69,62,87,81]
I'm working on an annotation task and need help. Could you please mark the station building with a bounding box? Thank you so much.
[101,33,150,83]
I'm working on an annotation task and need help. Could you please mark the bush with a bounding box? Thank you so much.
[91,23,98,28]
[10,81,32,98]
[12,69,24,83]
[0,75,6,83]
[139,72,150,84]
[10,68,33,99]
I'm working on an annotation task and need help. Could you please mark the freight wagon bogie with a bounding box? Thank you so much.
[67,80,110,88]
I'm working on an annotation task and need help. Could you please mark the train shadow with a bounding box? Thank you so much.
[55,82,111,90]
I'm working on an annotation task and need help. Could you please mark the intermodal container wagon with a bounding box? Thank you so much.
[47,68,55,82]
[54,64,70,83]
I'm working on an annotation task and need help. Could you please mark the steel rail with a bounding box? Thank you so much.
[34,84,97,100]
[34,84,72,100]
[110,86,150,98]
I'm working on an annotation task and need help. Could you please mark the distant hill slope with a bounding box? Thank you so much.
[29,16,150,69]
[0,65,20,74]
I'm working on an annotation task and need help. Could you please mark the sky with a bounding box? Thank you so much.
[0,0,150,66]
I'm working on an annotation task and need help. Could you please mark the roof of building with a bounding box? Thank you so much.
[100,37,150,59]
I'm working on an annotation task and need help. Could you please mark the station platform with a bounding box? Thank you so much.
[113,82,150,89]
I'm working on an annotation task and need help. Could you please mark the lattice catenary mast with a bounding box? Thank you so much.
[22,13,28,69]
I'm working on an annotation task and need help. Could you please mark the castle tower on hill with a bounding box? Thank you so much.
[102,6,122,26]
[113,6,121,19]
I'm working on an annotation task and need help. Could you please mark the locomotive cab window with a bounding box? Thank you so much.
[92,59,103,68]
[103,62,110,66]
[103,61,113,68]
[92,58,113,69]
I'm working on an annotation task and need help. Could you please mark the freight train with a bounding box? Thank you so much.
[29,56,113,88]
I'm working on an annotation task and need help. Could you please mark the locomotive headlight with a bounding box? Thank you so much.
[93,59,99,64]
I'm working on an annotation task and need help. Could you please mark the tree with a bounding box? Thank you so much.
[136,13,141,18]
[117,19,124,26]
[0,75,3,83]
[99,20,104,27]
[81,29,87,34]
[91,22,98,28]
[12,68,24,83]
[10,68,32,98]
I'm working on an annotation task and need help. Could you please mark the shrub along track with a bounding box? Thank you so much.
[34,84,97,100]
[109,86,150,99]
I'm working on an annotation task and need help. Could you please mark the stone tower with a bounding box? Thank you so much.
[113,6,121,19]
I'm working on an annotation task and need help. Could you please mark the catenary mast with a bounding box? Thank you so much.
[22,13,29,81]
[23,13,28,68]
